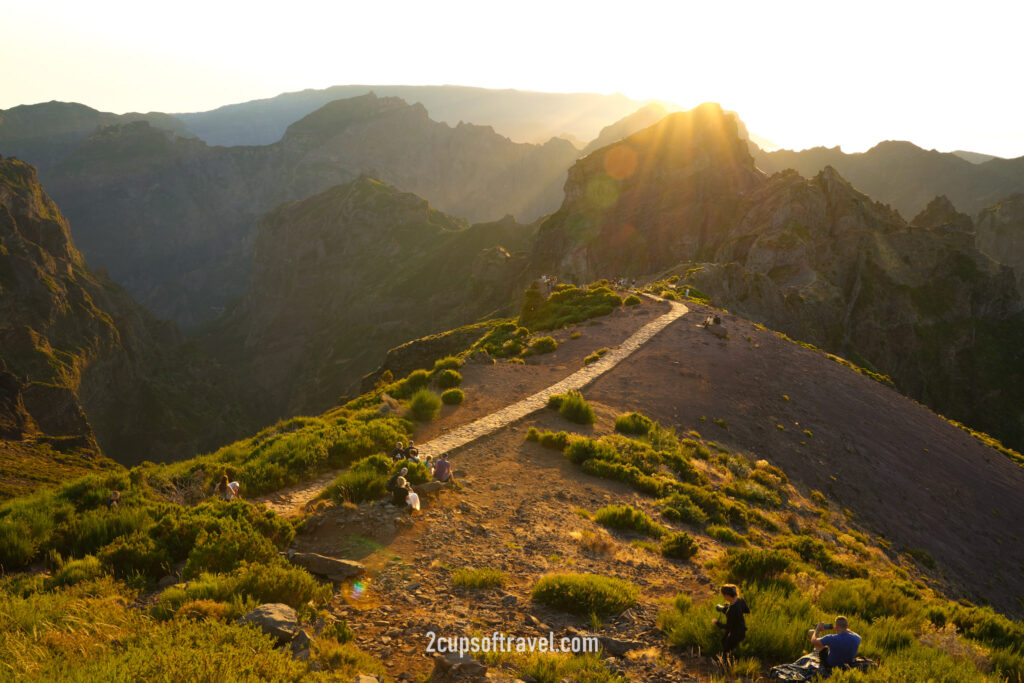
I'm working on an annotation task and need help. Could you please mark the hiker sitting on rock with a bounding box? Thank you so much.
[432,453,454,483]
[810,616,861,676]
[391,476,411,506]
[712,584,750,658]
[422,455,435,476]
[215,474,240,501]
[386,467,408,494]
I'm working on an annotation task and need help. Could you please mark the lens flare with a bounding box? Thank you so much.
[603,144,638,180]
[351,579,366,599]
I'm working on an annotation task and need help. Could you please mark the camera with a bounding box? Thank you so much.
[716,604,728,614]
[819,623,834,630]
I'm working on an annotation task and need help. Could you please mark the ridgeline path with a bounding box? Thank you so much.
[253,296,688,515]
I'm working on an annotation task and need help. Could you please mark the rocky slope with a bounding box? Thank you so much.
[531,103,1024,450]
[206,176,533,420]
[754,140,1024,217]
[40,94,576,328]
[0,156,246,470]
[975,193,1024,296]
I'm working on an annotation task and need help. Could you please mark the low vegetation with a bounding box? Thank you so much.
[441,388,465,405]
[408,389,442,421]
[547,390,596,425]
[531,572,638,617]
[519,282,623,330]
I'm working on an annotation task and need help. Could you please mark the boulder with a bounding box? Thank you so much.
[238,603,298,643]
[598,635,644,657]
[431,652,487,681]
[291,629,315,657]
[288,551,365,581]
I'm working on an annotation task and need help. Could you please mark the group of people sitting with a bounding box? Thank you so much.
[713,584,864,678]
[384,443,455,511]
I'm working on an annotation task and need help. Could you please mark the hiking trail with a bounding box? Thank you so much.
[253,297,688,515]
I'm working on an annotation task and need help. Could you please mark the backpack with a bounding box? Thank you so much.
[769,654,877,681]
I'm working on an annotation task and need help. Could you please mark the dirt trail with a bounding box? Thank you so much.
[252,297,688,515]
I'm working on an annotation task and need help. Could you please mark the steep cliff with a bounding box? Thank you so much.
[0,157,246,471]
[975,193,1024,296]
[531,104,1024,449]
[207,176,531,420]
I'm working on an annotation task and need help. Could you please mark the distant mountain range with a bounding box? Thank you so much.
[754,141,1024,218]
[173,84,672,148]
[31,94,579,327]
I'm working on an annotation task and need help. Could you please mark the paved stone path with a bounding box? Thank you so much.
[254,297,689,514]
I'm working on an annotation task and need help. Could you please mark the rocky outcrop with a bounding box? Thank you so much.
[975,193,1024,297]
[238,603,298,643]
[39,94,576,327]
[286,552,364,581]
[531,104,1024,449]
[0,156,247,469]
[210,177,532,419]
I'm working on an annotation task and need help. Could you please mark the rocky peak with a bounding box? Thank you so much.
[281,93,423,145]
[911,195,974,232]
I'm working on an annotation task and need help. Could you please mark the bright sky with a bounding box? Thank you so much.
[3,0,1022,157]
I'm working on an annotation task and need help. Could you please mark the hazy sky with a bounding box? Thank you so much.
[3,0,1022,157]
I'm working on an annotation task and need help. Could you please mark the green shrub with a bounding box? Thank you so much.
[324,455,392,503]
[433,356,463,371]
[441,388,465,405]
[661,533,699,560]
[554,390,596,425]
[707,525,749,547]
[98,531,171,580]
[722,548,794,584]
[315,640,387,679]
[816,579,915,623]
[452,567,508,589]
[390,459,431,485]
[563,437,619,464]
[154,562,330,619]
[593,505,666,538]
[519,285,622,331]
[624,294,641,306]
[614,412,653,436]
[527,429,570,450]
[174,599,234,622]
[775,535,840,573]
[526,336,558,355]
[182,518,278,579]
[583,349,608,365]
[658,493,709,526]
[723,479,782,508]
[408,389,442,421]
[435,369,462,389]
[531,573,638,617]
[49,555,105,587]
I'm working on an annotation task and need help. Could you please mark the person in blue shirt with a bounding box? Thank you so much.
[809,616,861,676]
